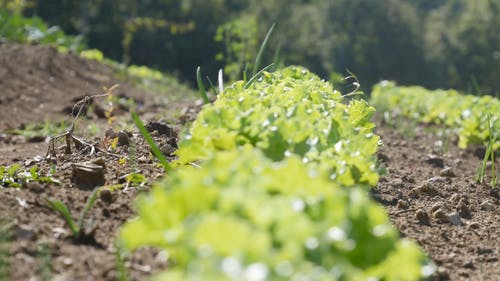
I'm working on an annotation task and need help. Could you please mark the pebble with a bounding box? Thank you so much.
[160,143,176,156]
[425,154,444,167]
[480,201,495,211]
[447,212,462,226]
[415,209,430,225]
[137,156,150,164]
[463,260,474,269]
[467,222,480,229]
[437,267,450,279]
[439,167,455,177]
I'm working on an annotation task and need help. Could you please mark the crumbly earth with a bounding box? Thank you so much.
[374,121,499,281]
[0,43,498,280]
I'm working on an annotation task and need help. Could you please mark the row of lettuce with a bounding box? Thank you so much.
[120,67,431,280]
[371,81,500,151]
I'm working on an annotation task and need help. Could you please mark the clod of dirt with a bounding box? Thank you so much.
[389,178,403,188]
[425,154,444,167]
[117,131,130,146]
[430,202,444,213]
[439,167,455,177]
[432,209,448,223]
[105,128,118,138]
[396,199,408,209]
[409,182,439,197]
[145,121,175,137]
[71,163,106,189]
[415,209,431,225]
[479,201,495,211]
[23,182,44,193]
[456,198,471,218]
[100,189,114,204]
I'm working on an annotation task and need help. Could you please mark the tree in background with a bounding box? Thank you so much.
[424,0,500,94]
[12,0,500,94]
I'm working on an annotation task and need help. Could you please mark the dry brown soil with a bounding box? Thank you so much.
[0,43,498,280]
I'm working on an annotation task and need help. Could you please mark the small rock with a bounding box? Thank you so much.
[396,199,408,209]
[425,154,444,167]
[117,130,130,146]
[16,225,36,240]
[467,222,480,229]
[447,212,462,225]
[159,143,176,156]
[433,209,448,223]
[415,209,430,225]
[437,267,450,279]
[71,163,106,189]
[439,167,455,177]
[105,128,117,138]
[138,156,150,164]
[480,201,495,211]
[389,178,403,188]
[90,157,106,169]
[410,182,438,197]
[462,260,474,269]
[100,189,113,204]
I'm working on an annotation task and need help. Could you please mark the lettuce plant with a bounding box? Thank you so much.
[121,148,430,281]
[176,66,380,187]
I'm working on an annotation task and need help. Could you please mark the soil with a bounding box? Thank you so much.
[0,43,498,280]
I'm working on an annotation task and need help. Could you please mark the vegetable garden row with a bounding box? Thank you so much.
[120,67,431,280]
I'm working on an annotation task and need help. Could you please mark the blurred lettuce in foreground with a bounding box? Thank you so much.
[121,148,431,281]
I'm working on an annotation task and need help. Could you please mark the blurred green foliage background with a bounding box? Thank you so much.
[2,0,499,95]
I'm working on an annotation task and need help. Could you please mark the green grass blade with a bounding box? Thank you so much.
[196,66,210,104]
[44,198,79,236]
[77,187,101,233]
[244,63,274,89]
[206,76,219,98]
[131,111,172,172]
[252,23,276,76]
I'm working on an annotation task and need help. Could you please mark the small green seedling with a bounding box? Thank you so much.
[251,23,276,76]
[0,218,13,281]
[114,239,129,281]
[44,187,101,242]
[0,165,60,188]
[196,66,210,104]
[476,115,499,188]
[130,111,171,172]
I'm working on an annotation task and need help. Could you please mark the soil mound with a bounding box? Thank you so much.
[0,43,149,130]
